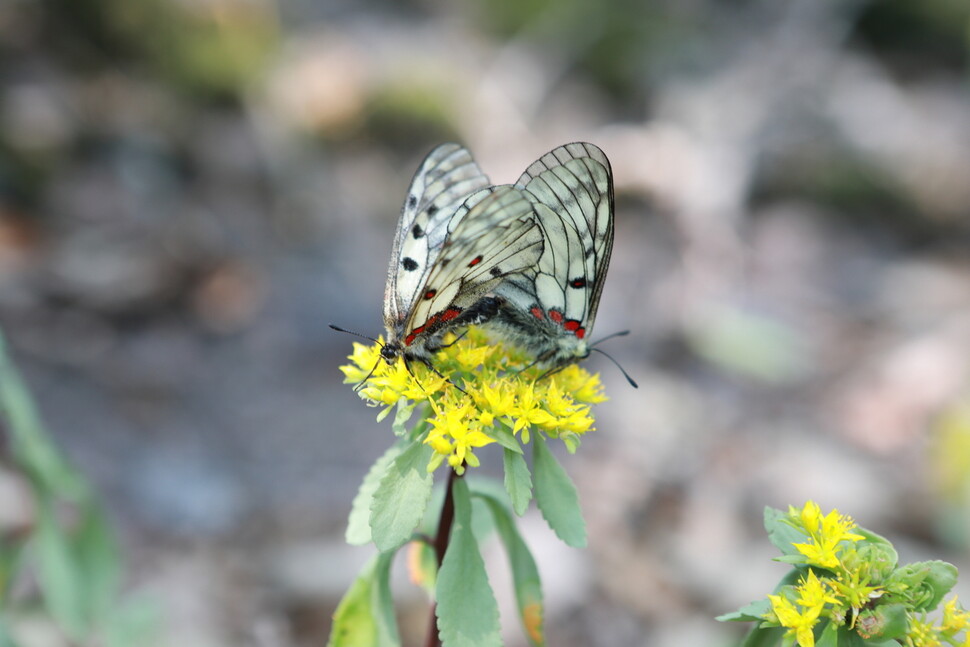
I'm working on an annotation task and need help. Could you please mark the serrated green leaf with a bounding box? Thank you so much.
[716,598,771,622]
[503,449,532,516]
[480,493,544,646]
[370,441,434,552]
[34,501,87,638]
[347,443,406,545]
[327,553,401,647]
[532,437,586,548]
[764,506,806,557]
[436,478,501,647]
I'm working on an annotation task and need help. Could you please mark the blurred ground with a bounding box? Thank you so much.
[2,0,970,645]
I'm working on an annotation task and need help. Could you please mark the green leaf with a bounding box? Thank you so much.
[0,331,82,497]
[74,502,121,623]
[532,437,586,548]
[34,501,87,639]
[489,423,522,453]
[851,528,898,576]
[347,442,406,545]
[503,449,533,516]
[392,400,418,436]
[815,621,839,647]
[327,553,401,647]
[436,478,501,647]
[890,560,958,611]
[716,598,771,622]
[737,625,785,647]
[370,441,435,552]
[480,493,545,646]
[763,506,806,557]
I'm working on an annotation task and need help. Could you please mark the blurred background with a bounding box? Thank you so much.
[1,0,970,645]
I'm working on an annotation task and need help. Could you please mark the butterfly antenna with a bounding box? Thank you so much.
[329,324,383,347]
[590,347,639,388]
[592,329,630,347]
[353,358,382,392]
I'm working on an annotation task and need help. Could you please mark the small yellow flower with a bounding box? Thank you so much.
[796,570,841,611]
[908,616,943,647]
[943,597,970,633]
[767,592,819,647]
[789,502,865,569]
[339,326,609,473]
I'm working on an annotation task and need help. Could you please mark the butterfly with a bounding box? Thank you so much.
[482,142,619,373]
[379,143,545,369]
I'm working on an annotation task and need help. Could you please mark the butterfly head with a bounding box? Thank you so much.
[380,341,403,365]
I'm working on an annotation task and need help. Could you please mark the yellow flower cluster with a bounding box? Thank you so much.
[339,328,607,474]
[767,570,839,647]
[905,597,970,647]
[763,502,870,647]
[790,501,866,569]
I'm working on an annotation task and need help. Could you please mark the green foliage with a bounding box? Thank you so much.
[725,502,968,647]
[327,552,400,647]
[478,492,545,646]
[346,441,407,546]
[503,447,534,516]
[436,479,502,647]
[370,440,435,552]
[533,436,587,548]
[0,329,157,646]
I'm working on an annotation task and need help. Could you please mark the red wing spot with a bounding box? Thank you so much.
[548,310,564,324]
[405,328,422,345]
[569,278,587,288]
[424,289,437,300]
[440,308,461,322]
[530,306,545,320]
[564,320,581,331]
[575,328,586,339]
[468,255,483,267]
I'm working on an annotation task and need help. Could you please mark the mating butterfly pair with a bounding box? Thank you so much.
[381,141,616,376]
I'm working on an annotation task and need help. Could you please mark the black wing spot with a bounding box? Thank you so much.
[427,204,439,215]
[402,257,419,271]
[407,195,418,209]
[584,246,595,258]
[412,223,424,238]
[490,266,502,277]
[569,277,587,289]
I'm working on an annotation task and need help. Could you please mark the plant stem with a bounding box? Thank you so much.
[424,467,460,647]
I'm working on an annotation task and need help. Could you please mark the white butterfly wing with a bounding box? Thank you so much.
[401,186,544,346]
[384,143,491,332]
[494,142,613,346]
